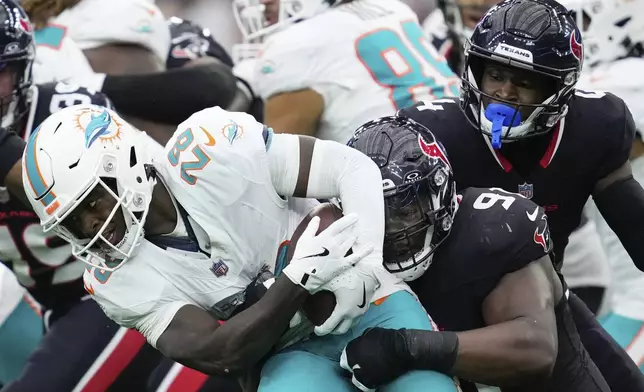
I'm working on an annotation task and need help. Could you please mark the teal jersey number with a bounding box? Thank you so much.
[167,128,212,185]
[356,21,458,110]
[34,25,66,49]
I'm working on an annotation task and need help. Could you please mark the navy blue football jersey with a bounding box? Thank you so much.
[399,91,635,267]
[410,187,552,332]
[410,187,607,391]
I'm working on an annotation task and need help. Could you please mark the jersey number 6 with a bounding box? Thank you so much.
[167,128,212,185]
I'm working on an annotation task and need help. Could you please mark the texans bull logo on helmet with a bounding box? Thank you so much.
[570,28,583,63]
[418,134,451,169]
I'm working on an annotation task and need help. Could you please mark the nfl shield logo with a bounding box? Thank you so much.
[518,182,534,199]
[210,259,229,277]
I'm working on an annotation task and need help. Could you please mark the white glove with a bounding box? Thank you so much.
[283,214,374,293]
[313,258,381,336]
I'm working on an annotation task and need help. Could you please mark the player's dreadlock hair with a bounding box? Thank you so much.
[21,0,81,29]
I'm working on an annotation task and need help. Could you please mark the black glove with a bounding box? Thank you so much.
[341,327,459,391]
[340,327,413,390]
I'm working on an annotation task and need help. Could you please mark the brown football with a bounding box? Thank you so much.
[286,203,345,326]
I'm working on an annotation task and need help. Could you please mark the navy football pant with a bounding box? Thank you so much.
[568,292,644,392]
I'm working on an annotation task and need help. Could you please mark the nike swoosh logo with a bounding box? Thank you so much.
[303,247,330,259]
[200,126,216,146]
[526,206,539,222]
[357,282,367,309]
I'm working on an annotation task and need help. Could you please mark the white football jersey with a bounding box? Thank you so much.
[0,264,26,326]
[50,0,170,67]
[33,27,95,85]
[84,108,318,347]
[254,0,460,143]
[577,58,644,132]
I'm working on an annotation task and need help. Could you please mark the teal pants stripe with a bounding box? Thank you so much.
[600,312,644,372]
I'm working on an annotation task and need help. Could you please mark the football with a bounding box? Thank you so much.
[286,202,345,326]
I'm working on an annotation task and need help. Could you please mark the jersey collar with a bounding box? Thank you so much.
[481,117,566,173]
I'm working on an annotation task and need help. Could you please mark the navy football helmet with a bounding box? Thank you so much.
[460,0,582,145]
[0,0,34,129]
[348,116,458,282]
[166,17,234,69]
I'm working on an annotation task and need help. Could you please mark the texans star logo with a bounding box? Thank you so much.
[570,29,583,63]
[418,135,451,169]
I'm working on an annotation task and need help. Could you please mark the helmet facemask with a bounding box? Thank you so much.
[440,0,500,44]
[54,173,152,272]
[23,106,157,273]
[383,164,457,281]
[458,0,584,147]
[460,44,577,147]
[350,116,459,282]
[233,0,338,44]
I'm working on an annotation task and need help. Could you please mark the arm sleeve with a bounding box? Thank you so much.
[102,63,238,124]
[0,129,25,186]
[267,134,385,255]
[594,175,644,272]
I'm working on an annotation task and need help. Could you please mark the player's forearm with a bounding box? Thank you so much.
[101,63,238,124]
[198,275,307,376]
[448,318,556,386]
[594,175,644,271]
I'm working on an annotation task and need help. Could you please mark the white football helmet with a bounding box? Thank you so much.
[560,0,644,66]
[22,104,156,271]
[233,0,342,44]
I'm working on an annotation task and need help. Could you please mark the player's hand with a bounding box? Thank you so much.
[340,327,412,391]
[283,214,374,293]
[313,262,380,336]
